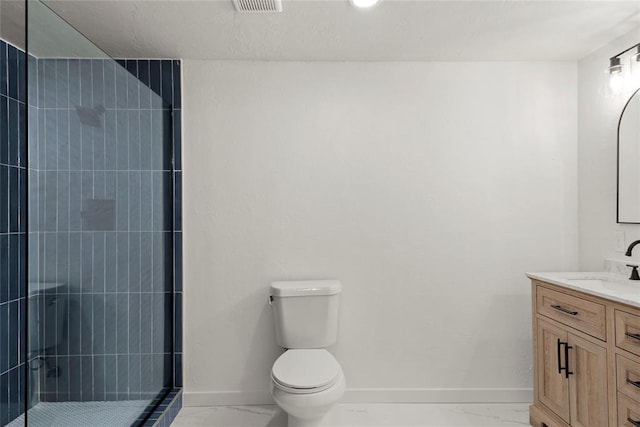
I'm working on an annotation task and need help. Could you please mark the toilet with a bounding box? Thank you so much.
[28,282,68,357]
[269,280,345,427]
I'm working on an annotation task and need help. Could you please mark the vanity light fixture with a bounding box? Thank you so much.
[608,57,625,95]
[607,43,640,95]
[609,57,623,74]
[630,46,640,81]
[350,0,381,8]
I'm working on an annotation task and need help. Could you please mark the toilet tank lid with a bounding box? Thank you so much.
[270,280,342,297]
[28,282,66,296]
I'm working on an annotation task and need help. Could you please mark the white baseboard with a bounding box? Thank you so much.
[184,388,533,407]
[342,388,532,403]
[185,391,273,406]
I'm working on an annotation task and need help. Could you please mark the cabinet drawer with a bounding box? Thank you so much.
[618,392,640,427]
[617,353,640,401]
[617,310,640,357]
[530,404,569,427]
[536,286,606,340]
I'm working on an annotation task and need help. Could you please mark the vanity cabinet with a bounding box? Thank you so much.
[530,279,640,427]
[535,318,570,422]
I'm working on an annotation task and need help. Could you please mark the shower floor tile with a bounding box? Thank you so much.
[7,400,150,427]
[171,403,531,426]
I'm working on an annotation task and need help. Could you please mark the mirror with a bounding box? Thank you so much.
[618,88,640,223]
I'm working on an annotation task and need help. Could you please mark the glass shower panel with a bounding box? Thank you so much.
[24,1,173,425]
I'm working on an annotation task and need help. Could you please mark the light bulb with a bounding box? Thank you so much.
[350,0,380,8]
[610,71,625,95]
[608,57,625,96]
[629,47,640,90]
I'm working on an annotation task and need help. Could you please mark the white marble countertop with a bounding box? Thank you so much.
[526,271,640,309]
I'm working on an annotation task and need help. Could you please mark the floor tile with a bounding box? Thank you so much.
[171,403,531,426]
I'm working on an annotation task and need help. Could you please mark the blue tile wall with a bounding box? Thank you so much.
[0,39,27,427]
[123,58,183,391]
[0,39,182,424]
[29,58,182,410]
[170,61,182,390]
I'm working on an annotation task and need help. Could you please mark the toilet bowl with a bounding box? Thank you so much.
[271,349,345,427]
[269,280,345,427]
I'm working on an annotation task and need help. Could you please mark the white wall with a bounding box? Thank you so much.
[578,27,640,270]
[182,61,579,405]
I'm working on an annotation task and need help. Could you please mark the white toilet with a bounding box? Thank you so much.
[269,280,346,427]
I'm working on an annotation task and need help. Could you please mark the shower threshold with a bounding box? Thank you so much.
[7,400,150,426]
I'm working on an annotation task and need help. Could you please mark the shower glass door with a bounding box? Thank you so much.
[24,1,173,425]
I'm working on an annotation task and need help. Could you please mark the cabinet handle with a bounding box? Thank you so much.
[563,342,573,378]
[627,379,640,389]
[628,418,640,427]
[551,305,578,316]
[557,339,573,378]
[626,332,640,341]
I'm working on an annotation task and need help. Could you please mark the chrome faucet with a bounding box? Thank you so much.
[625,240,640,280]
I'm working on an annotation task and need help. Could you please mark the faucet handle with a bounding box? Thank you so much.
[627,264,640,281]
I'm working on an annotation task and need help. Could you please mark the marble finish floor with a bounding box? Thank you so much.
[172,403,531,426]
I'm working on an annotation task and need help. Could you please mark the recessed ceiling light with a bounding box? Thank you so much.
[350,0,381,8]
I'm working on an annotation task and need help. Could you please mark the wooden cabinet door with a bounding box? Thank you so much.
[567,333,608,427]
[537,319,570,423]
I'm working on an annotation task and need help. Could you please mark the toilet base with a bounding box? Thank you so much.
[272,369,345,427]
[288,414,325,427]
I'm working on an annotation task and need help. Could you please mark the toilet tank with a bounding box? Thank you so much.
[28,282,68,355]
[270,280,341,349]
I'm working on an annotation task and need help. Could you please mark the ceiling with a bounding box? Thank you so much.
[4,0,640,61]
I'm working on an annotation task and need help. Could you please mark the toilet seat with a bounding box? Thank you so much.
[272,349,341,395]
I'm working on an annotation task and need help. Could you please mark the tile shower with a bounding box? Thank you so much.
[0,38,28,427]
[0,1,183,426]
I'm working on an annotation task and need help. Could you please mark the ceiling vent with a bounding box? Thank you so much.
[232,0,282,13]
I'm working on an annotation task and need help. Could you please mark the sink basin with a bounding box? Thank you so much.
[526,271,640,309]
[552,272,623,282]
[528,272,632,290]
[566,279,614,287]
[564,273,630,287]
